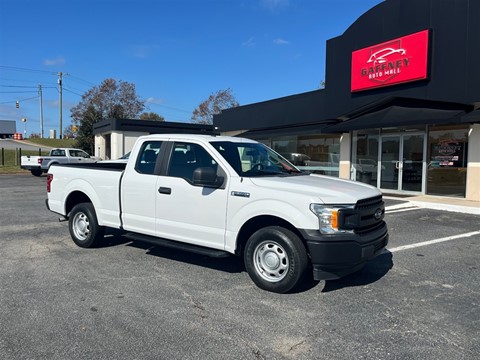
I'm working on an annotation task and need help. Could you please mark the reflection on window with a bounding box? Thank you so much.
[135,141,162,175]
[352,130,379,186]
[271,134,341,177]
[427,125,468,197]
[168,142,218,182]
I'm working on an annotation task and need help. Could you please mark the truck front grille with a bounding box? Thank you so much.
[354,195,385,235]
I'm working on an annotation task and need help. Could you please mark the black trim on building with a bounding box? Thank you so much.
[93,118,216,135]
[213,0,480,133]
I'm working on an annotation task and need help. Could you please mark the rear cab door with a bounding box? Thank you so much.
[121,140,165,237]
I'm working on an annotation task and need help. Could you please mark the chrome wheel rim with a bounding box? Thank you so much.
[253,240,289,282]
[72,212,90,241]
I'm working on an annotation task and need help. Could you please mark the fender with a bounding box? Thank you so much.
[225,198,319,253]
[63,177,121,228]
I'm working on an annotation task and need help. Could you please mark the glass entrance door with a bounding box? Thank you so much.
[379,133,425,193]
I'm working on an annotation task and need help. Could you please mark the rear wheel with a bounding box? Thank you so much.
[244,226,308,293]
[31,169,42,177]
[68,203,105,248]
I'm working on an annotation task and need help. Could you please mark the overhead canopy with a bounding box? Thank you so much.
[323,97,475,133]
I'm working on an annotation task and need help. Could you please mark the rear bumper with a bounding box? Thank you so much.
[20,165,41,170]
[299,222,388,281]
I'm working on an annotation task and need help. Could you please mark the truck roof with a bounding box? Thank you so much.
[137,134,257,143]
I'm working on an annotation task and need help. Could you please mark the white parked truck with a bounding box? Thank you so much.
[46,134,388,293]
[21,148,98,176]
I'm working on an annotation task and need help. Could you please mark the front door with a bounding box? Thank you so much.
[155,141,228,250]
[379,133,425,193]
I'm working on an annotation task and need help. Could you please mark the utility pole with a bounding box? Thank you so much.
[38,84,44,138]
[58,72,63,139]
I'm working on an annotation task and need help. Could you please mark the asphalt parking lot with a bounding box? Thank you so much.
[0,174,479,360]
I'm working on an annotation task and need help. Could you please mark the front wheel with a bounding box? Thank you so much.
[244,226,308,293]
[68,203,105,248]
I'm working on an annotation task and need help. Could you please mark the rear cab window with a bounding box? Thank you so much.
[135,141,163,175]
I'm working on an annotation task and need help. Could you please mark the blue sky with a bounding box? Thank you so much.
[0,0,383,137]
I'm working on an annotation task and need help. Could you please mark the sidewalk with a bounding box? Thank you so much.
[384,194,480,215]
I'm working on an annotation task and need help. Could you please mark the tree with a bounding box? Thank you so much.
[75,105,102,155]
[191,88,239,125]
[63,125,75,139]
[140,112,165,121]
[71,78,145,152]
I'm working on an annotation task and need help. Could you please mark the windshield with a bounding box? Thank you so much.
[210,141,305,177]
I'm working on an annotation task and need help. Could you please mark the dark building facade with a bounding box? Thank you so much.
[214,0,480,201]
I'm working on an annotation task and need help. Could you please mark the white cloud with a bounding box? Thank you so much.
[145,97,164,105]
[242,37,256,47]
[131,45,158,59]
[43,56,66,66]
[273,38,289,45]
[261,0,289,11]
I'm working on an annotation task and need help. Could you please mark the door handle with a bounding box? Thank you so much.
[158,187,171,195]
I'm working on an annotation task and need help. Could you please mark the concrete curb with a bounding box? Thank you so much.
[409,200,480,215]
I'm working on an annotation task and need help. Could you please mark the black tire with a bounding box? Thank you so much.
[31,169,43,177]
[244,226,308,293]
[68,203,105,248]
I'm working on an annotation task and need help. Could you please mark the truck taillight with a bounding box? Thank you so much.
[47,174,53,192]
[38,158,43,164]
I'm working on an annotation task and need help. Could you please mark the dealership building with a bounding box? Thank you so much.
[214,0,480,201]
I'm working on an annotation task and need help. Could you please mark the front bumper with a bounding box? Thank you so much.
[299,222,388,281]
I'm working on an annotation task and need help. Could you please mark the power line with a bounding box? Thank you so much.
[66,74,95,86]
[0,90,38,94]
[63,87,83,96]
[0,65,57,75]
[0,85,39,89]
[0,95,39,104]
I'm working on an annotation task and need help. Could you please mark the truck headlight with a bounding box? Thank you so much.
[309,204,355,234]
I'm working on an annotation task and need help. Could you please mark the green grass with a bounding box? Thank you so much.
[24,138,77,148]
[0,137,78,174]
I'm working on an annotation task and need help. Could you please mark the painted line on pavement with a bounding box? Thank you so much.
[388,230,480,253]
[386,207,419,214]
[385,202,419,213]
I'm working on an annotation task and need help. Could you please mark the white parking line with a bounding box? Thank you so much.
[385,202,419,213]
[386,207,419,214]
[388,230,480,253]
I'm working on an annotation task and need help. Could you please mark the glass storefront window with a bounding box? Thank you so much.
[352,130,380,186]
[427,125,469,197]
[271,134,341,177]
[297,135,340,176]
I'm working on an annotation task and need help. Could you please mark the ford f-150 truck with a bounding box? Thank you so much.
[46,134,388,293]
[21,148,98,176]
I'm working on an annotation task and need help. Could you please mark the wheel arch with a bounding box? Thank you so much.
[235,215,306,257]
[65,191,93,216]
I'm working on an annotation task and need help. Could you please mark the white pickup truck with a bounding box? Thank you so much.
[21,148,98,176]
[46,134,388,293]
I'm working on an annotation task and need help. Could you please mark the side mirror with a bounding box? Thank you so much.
[193,167,223,188]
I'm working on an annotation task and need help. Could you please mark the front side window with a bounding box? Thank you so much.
[211,141,303,177]
[69,150,89,158]
[167,142,218,182]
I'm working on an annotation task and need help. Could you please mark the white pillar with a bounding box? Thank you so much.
[339,132,351,179]
[466,124,480,201]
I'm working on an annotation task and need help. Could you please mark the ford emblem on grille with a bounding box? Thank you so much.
[374,208,383,220]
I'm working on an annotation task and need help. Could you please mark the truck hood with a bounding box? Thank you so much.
[249,174,381,204]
